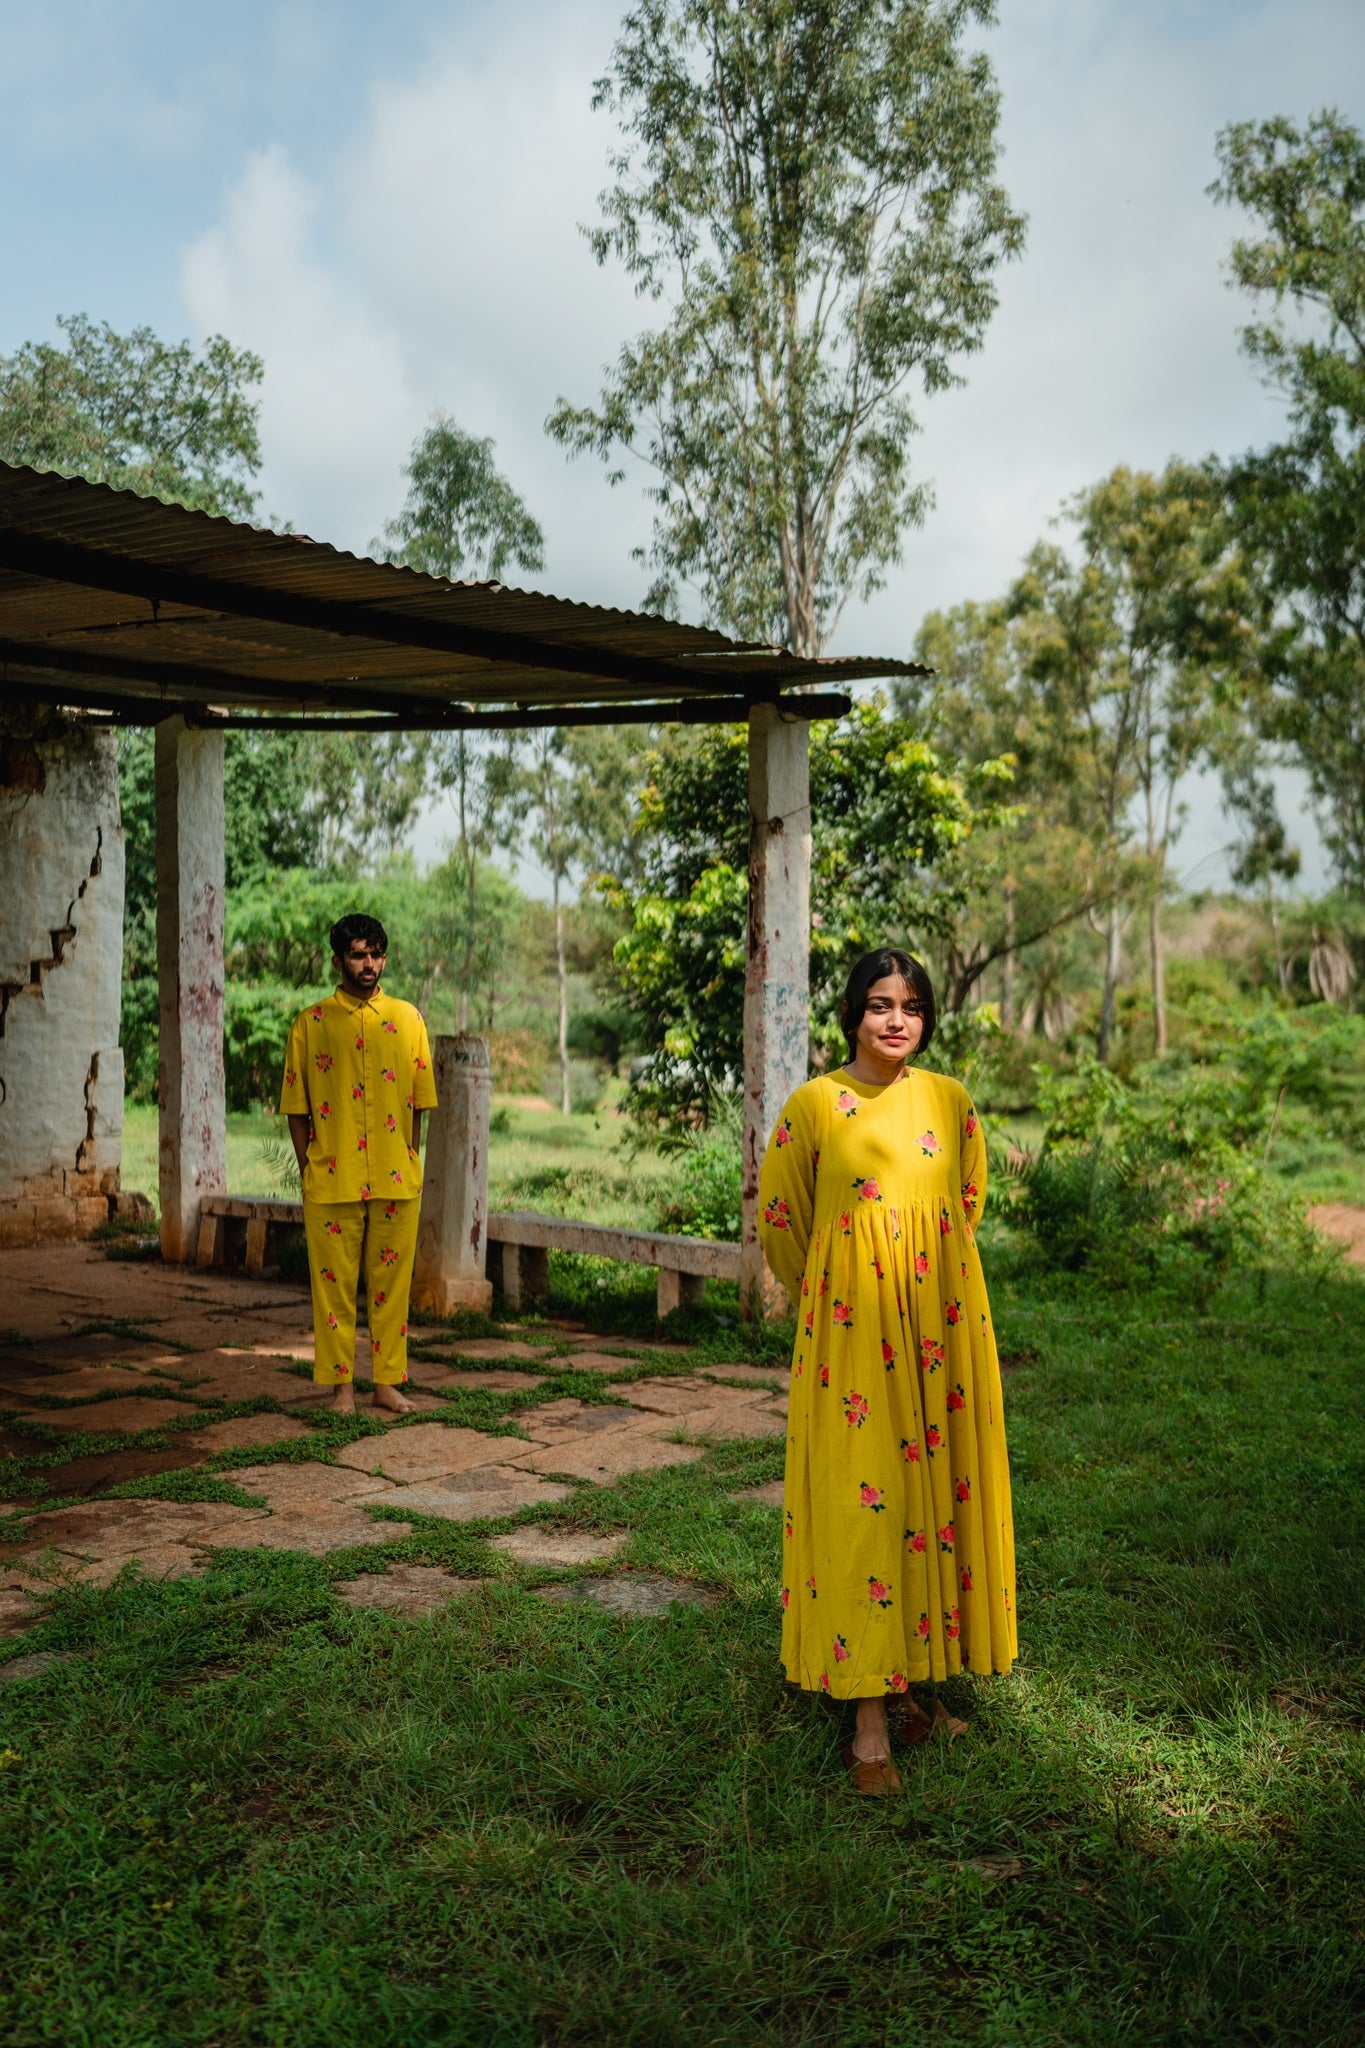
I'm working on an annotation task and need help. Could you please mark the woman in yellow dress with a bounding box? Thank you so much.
[758,948,1016,1794]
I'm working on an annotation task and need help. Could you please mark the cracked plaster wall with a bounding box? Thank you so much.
[0,720,126,1241]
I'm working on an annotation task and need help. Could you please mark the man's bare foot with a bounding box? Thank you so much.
[373,1384,413,1414]
[330,1384,355,1415]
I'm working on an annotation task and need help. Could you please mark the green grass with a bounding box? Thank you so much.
[121,1091,672,1227]
[2,1264,1362,2046]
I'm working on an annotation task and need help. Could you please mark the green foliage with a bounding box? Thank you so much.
[656,1091,744,1240]
[1212,111,1365,890]
[607,699,1006,1126]
[0,312,262,518]
[375,413,544,581]
[996,1005,1363,1296]
[550,0,1024,650]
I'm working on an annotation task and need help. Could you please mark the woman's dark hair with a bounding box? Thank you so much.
[839,948,936,1063]
[329,912,389,959]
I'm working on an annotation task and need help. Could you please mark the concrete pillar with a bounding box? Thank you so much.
[0,718,127,1244]
[740,704,811,1321]
[156,717,226,1262]
[413,1032,494,1315]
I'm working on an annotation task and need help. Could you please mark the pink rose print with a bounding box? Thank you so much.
[944,1299,964,1326]
[324,1220,342,1237]
[965,1111,978,1137]
[781,1587,790,1611]
[914,1252,929,1282]
[325,1157,337,1175]
[835,1089,858,1116]
[837,1210,851,1235]
[882,1339,896,1366]
[763,1197,791,1231]
[887,1671,909,1694]
[354,1034,365,1051]
[960,1566,973,1592]
[382,1018,398,1033]
[373,1291,387,1308]
[774,1119,792,1147]
[803,1311,814,1336]
[907,1528,927,1554]
[399,1322,407,1338]
[833,1635,850,1663]
[817,1274,829,1295]
[854,1177,881,1202]
[832,1300,853,1328]
[356,1135,367,1150]
[390,1170,404,1186]
[871,1255,884,1280]
[945,1605,961,1641]
[801,1277,810,1296]
[938,1522,956,1551]
[380,1246,399,1267]
[843,1390,869,1429]
[901,1437,920,1464]
[939,1211,952,1237]
[351,1083,364,1100]
[860,1481,886,1512]
[381,1066,396,1083]
[960,1262,968,1280]
[784,1510,794,1541]
[284,1067,297,1088]
[806,1573,817,1598]
[868,1577,893,1609]
[415,1056,428,1071]
[320,1267,336,1283]
[359,1184,370,1202]
[819,1672,831,1693]
[317,1102,332,1120]
[916,1612,930,1640]
[335,1363,351,1380]
[310,1006,324,1022]
[314,1051,333,1073]
[326,1311,338,1329]
[956,1476,971,1502]
[917,1129,942,1156]
[819,1364,830,1388]
[946,1383,966,1413]
[372,1337,381,1355]
[926,1423,942,1453]
[384,1201,398,1220]
[962,1181,978,1208]
[920,1336,945,1373]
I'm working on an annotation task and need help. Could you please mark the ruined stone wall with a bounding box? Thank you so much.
[0,717,129,1245]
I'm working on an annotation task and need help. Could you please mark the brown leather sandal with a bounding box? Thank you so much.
[842,1745,904,1795]
[889,1696,934,1746]
[930,1698,969,1740]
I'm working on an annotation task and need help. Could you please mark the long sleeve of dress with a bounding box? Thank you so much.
[757,1084,820,1297]
[959,1089,987,1233]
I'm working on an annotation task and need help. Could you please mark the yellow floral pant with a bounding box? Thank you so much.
[302,1198,420,1385]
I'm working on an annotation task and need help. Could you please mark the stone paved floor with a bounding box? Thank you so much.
[0,1242,787,1624]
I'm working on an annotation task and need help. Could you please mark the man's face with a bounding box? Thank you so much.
[334,937,386,995]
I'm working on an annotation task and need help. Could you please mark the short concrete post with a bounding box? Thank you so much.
[413,1033,494,1315]
[155,717,227,1263]
[490,1240,550,1313]
[740,704,811,1321]
[657,1266,705,1321]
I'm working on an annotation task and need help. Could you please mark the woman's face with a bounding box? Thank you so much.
[855,974,924,1065]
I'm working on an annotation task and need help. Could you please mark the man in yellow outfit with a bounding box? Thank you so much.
[280,913,439,1414]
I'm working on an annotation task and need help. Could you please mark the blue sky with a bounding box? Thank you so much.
[3,0,1362,890]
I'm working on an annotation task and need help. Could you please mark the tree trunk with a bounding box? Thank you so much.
[1097,903,1122,1063]
[1001,875,1016,1029]
[1149,890,1166,1054]
[553,870,570,1114]
[1269,892,1288,995]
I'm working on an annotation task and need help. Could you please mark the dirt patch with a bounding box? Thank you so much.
[1308,1204,1365,1267]
[25,1446,204,1499]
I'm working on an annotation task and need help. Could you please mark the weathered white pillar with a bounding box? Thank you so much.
[740,704,811,1321]
[156,717,226,1262]
[413,1032,494,1315]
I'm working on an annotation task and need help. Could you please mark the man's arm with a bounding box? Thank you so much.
[287,1113,312,1180]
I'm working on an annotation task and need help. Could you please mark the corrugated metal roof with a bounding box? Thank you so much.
[0,462,928,719]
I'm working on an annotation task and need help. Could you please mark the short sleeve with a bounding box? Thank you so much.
[757,1084,820,1297]
[960,1090,986,1230]
[411,1015,438,1110]
[279,1015,310,1116]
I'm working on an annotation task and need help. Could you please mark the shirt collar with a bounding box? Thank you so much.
[333,983,384,1013]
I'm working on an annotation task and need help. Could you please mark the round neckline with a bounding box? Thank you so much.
[832,1066,914,1097]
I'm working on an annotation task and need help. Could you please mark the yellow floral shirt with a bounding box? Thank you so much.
[279,986,438,1205]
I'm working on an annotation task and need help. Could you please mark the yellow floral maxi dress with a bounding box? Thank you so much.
[758,1069,1017,1698]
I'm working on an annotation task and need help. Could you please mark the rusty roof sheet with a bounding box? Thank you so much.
[0,462,927,718]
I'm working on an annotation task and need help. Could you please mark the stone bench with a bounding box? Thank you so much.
[196,1194,739,1319]
[487,1210,740,1318]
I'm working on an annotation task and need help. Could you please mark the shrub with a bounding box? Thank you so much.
[655,1091,743,1241]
